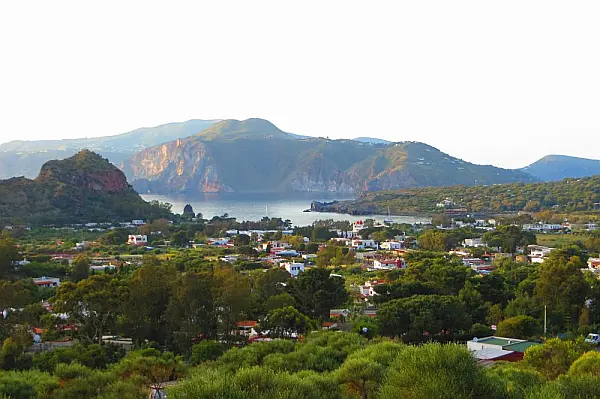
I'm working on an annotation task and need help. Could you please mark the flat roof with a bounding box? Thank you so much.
[503,341,540,353]
[472,347,514,360]
[477,336,524,346]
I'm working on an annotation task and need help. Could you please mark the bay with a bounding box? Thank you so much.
[141,193,431,227]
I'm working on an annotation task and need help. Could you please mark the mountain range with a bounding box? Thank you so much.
[0,150,172,225]
[1,118,598,194]
[121,118,535,194]
[0,119,218,179]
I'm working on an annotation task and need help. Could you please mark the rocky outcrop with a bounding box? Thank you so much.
[0,150,172,225]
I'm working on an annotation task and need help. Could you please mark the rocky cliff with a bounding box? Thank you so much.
[123,119,536,195]
[0,150,172,225]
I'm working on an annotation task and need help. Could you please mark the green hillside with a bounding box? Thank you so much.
[312,175,600,215]
[124,119,536,194]
[0,150,172,225]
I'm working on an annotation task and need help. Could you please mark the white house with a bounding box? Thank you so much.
[380,241,403,250]
[522,223,562,233]
[263,241,292,251]
[374,259,406,270]
[282,262,305,277]
[463,238,484,248]
[352,239,377,250]
[208,238,231,246]
[127,235,148,246]
[352,220,365,233]
[586,223,598,231]
[33,277,61,288]
[131,220,145,226]
[588,258,600,270]
[528,245,554,263]
[360,280,384,297]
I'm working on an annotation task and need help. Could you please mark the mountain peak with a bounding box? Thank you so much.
[521,154,600,181]
[194,118,291,141]
[37,150,129,193]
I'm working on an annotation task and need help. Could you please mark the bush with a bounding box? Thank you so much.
[190,341,227,364]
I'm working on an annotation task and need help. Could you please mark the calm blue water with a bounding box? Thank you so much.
[141,193,430,227]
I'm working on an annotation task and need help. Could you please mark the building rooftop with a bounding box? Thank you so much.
[476,336,524,346]
[503,341,540,353]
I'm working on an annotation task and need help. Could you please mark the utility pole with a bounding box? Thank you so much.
[544,305,547,336]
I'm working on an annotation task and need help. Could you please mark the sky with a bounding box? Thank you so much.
[0,1,599,169]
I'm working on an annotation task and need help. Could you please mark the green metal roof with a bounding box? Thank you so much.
[477,337,512,346]
[502,341,541,353]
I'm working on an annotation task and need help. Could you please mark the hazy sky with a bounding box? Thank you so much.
[1,1,599,168]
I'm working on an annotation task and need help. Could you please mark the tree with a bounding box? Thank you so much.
[213,267,252,342]
[379,343,494,399]
[458,281,488,324]
[523,338,590,380]
[71,254,89,282]
[378,295,471,338]
[99,229,129,245]
[336,358,385,399]
[486,303,504,326]
[120,264,176,346]
[262,306,314,338]
[569,351,600,376]
[234,234,251,247]
[170,230,190,247]
[287,268,349,318]
[53,275,122,344]
[265,293,296,311]
[496,315,539,339]
[417,230,447,251]
[482,225,536,253]
[0,236,19,278]
[190,340,227,364]
[166,272,217,354]
[534,255,588,331]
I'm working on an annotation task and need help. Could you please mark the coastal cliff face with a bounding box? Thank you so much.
[121,119,537,195]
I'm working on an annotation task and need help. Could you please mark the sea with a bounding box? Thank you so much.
[141,193,431,227]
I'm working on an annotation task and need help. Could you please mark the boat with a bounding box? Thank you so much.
[384,206,393,224]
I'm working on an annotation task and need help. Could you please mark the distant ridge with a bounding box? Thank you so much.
[122,118,536,195]
[353,137,392,145]
[521,154,600,181]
